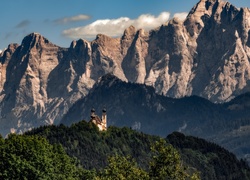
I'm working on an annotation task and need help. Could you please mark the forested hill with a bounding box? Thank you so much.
[25,120,250,180]
[167,132,250,180]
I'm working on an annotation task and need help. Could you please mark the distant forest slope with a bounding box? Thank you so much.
[25,121,250,180]
[60,74,250,164]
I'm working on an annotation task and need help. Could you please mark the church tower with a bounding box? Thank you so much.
[102,108,107,129]
[90,108,96,124]
[89,108,107,131]
[91,108,95,117]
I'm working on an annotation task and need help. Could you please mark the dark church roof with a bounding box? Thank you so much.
[90,115,102,124]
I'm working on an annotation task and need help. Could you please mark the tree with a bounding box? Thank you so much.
[149,138,198,180]
[96,154,149,180]
[96,139,200,180]
[0,134,81,179]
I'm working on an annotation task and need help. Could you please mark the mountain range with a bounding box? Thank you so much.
[0,0,250,161]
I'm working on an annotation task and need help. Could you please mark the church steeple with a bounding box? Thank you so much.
[91,108,95,117]
[102,108,107,129]
[89,108,107,131]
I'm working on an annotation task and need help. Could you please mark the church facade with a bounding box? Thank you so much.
[89,108,107,131]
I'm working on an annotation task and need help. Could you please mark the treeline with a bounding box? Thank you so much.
[24,120,250,179]
[1,119,250,179]
[167,132,250,180]
[25,121,159,169]
[0,132,198,179]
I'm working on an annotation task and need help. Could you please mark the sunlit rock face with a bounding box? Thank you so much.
[1,0,250,135]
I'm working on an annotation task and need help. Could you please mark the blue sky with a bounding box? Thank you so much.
[0,0,249,51]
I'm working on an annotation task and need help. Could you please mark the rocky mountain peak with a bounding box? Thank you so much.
[0,43,19,64]
[122,25,137,40]
[70,40,77,49]
[137,28,149,38]
[6,43,19,53]
[21,32,55,50]
[184,0,234,36]
[95,34,113,42]
[70,39,90,49]
[187,0,241,21]
[1,0,250,136]
[92,34,120,49]
[169,17,183,25]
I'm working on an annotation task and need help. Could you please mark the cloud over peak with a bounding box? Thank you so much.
[173,12,188,21]
[54,14,91,24]
[62,12,171,40]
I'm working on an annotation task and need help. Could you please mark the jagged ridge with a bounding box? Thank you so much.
[0,0,250,136]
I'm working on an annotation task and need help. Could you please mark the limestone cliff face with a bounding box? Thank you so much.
[1,0,250,135]
[185,0,250,102]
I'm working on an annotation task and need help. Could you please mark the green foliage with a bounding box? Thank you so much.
[78,168,97,180]
[25,121,250,180]
[0,129,200,180]
[95,140,200,180]
[149,139,201,180]
[149,139,188,180]
[96,154,149,180]
[26,122,159,169]
[167,132,250,180]
[0,134,81,180]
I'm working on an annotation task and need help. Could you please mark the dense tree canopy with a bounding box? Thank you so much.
[95,139,199,180]
[26,121,160,169]
[20,121,250,179]
[167,132,250,180]
[96,154,149,180]
[0,134,81,180]
[149,139,188,180]
[0,133,200,180]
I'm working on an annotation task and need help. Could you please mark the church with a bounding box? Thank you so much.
[89,108,107,131]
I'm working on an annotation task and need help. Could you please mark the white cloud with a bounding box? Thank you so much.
[55,14,91,24]
[62,12,171,40]
[0,50,2,54]
[173,12,188,21]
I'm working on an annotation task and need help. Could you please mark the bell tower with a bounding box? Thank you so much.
[91,108,96,116]
[102,108,107,129]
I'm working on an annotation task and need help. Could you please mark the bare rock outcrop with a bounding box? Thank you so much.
[1,0,250,135]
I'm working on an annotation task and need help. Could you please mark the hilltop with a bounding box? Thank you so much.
[25,121,250,179]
